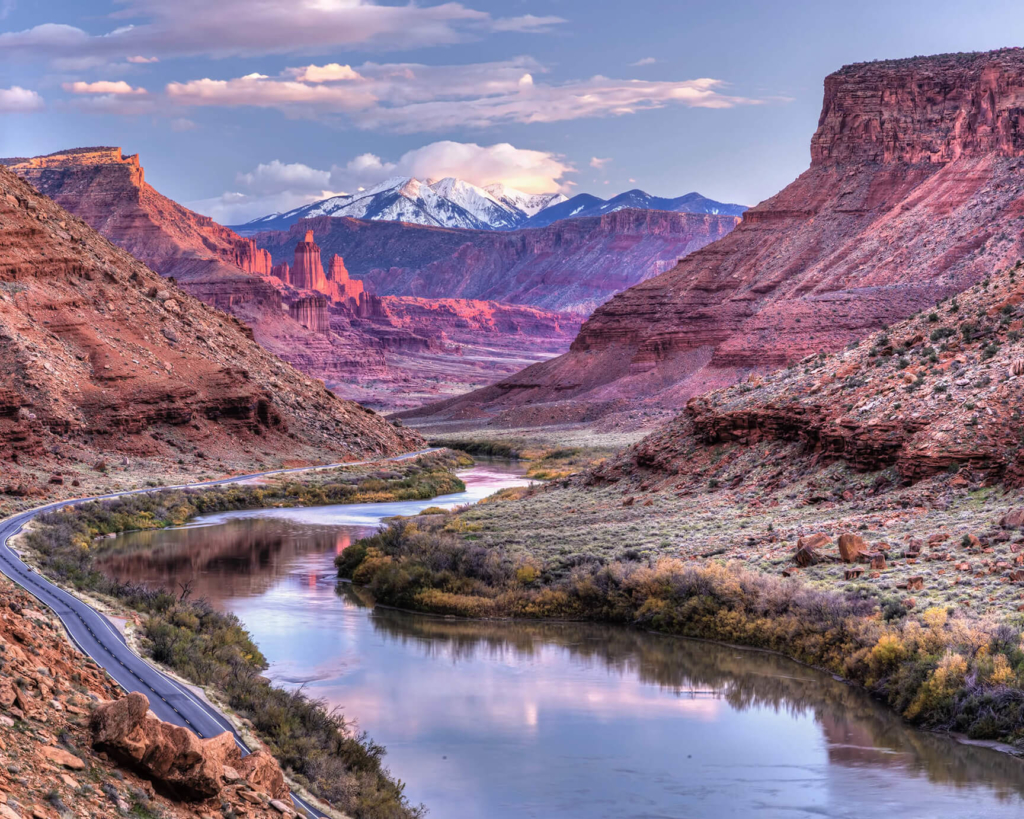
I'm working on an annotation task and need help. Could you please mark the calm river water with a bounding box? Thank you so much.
[101,463,1024,819]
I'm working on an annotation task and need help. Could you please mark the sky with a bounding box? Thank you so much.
[2,0,1024,225]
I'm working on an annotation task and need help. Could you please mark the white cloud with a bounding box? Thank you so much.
[0,0,563,62]
[63,80,147,95]
[291,63,363,83]
[589,156,612,170]
[165,59,758,132]
[127,55,159,64]
[0,86,43,111]
[166,73,377,115]
[333,140,574,193]
[191,140,573,224]
[631,57,656,66]
[170,117,196,131]
[238,160,333,196]
[358,75,758,132]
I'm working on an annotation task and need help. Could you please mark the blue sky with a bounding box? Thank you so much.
[2,0,1024,223]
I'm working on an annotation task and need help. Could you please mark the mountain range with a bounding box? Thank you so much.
[230,177,745,235]
[521,190,747,228]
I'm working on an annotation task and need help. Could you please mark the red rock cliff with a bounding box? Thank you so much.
[0,163,419,487]
[253,208,738,316]
[290,230,328,292]
[328,253,365,304]
[404,48,1024,429]
[289,295,331,334]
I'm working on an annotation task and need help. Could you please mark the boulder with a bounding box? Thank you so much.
[238,749,289,800]
[91,693,238,801]
[42,746,85,770]
[794,534,829,567]
[797,533,831,551]
[1001,508,1024,529]
[837,533,868,563]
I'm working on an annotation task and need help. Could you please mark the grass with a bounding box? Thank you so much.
[17,452,470,819]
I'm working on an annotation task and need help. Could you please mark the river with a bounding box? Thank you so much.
[100,463,1024,819]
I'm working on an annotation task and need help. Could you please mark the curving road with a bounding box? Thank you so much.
[0,448,440,819]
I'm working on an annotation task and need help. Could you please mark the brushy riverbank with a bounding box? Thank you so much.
[429,437,607,481]
[337,486,1024,749]
[15,451,471,819]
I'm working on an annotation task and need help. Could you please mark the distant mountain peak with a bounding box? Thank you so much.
[229,180,744,235]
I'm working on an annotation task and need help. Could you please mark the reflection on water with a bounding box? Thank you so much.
[101,464,1024,819]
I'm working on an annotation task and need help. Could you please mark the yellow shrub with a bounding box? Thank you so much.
[989,653,1015,686]
[905,652,968,721]
[516,563,540,585]
[867,632,907,680]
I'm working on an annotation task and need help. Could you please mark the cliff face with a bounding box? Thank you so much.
[3,148,271,283]
[290,230,328,292]
[0,163,418,500]
[253,208,739,315]
[404,48,1024,430]
[289,295,331,334]
[618,259,1024,489]
[5,149,587,411]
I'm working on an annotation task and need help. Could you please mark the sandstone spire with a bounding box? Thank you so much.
[291,230,328,292]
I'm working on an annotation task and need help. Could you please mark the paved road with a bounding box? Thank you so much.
[0,448,441,818]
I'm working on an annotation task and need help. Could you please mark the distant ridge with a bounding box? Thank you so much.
[521,190,747,228]
[230,178,745,235]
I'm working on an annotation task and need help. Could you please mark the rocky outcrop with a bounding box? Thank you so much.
[3,148,269,287]
[0,576,297,819]
[328,253,364,305]
[289,295,330,334]
[91,692,289,803]
[253,208,739,315]
[0,162,420,496]
[271,261,290,284]
[290,230,328,292]
[403,48,1024,431]
[623,260,1024,487]
[233,237,273,276]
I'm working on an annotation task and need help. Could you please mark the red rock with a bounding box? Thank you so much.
[409,48,1024,429]
[90,692,287,802]
[1001,508,1024,528]
[254,209,738,316]
[288,296,330,334]
[837,533,868,563]
[0,163,419,474]
[290,230,329,293]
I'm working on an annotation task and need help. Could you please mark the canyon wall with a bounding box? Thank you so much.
[253,208,739,315]
[0,163,419,495]
[402,48,1024,430]
[3,148,583,410]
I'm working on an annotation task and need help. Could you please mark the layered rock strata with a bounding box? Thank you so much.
[254,208,739,315]
[0,162,418,489]
[402,48,1024,430]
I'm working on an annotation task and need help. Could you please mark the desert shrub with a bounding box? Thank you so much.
[338,512,1024,744]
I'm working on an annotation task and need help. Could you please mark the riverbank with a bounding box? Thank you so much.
[336,443,1024,750]
[9,451,473,819]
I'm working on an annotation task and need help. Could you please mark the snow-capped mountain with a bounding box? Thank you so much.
[521,190,747,228]
[229,179,744,235]
[483,183,567,218]
[231,177,567,234]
